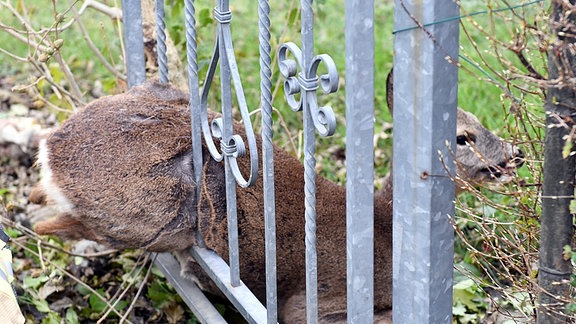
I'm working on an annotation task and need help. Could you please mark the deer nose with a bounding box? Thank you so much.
[511,148,524,168]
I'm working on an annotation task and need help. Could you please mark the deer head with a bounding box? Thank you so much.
[386,69,524,189]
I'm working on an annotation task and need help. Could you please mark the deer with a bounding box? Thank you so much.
[29,72,523,323]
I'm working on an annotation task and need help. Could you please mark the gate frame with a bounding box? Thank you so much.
[121,0,459,322]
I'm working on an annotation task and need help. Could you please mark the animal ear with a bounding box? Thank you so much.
[386,68,393,116]
[34,213,97,241]
[29,185,46,205]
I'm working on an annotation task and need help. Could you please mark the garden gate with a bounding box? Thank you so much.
[121,0,459,322]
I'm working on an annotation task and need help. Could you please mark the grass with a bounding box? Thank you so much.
[0,0,123,87]
[0,0,550,322]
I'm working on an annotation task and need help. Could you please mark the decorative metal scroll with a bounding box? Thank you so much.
[141,0,275,322]
[278,1,340,321]
[197,0,260,291]
[278,42,339,137]
[199,2,258,189]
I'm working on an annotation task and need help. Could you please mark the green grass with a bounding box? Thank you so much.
[0,0,124,90]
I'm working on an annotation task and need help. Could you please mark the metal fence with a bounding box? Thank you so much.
[122,0,459,322]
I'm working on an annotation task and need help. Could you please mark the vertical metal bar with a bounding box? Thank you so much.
[392,0,459,322]
[258,0,278,322]
[183,0,204,247]
[345,0,374,322]
[216,0,241,287]
[155,0,168,83]
[300,0,318,322]
[122,0,146,87]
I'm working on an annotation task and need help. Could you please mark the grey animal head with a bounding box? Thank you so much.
[455,109,523,186]
[386,69,523,188]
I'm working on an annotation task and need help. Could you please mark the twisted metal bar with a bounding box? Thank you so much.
[183,0,205,246]
[258,0,277,322]
[300,2,318,320]
[278,1,339,322]
[154,0,168,83]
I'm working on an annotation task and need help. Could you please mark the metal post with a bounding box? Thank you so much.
[122,0,146,87]
[392,0,459,322]
[345,0,375,322]
[538,1,576,321]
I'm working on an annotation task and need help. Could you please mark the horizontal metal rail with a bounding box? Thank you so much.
[188,247,269,324]
[154,253,227,324]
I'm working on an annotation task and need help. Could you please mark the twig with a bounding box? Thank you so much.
[9,238,132,322]
[119,253,157,324]
[0,47,28,62]
[71,1,126,81]
[0,217,118,258]
[98,253,150,323]
[53,52,84,104]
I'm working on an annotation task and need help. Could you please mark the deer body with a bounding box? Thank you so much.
[31,81,522,323]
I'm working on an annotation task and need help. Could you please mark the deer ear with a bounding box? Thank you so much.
[386,68,393,116]
[34,213,99,241]
[29,185,46,205]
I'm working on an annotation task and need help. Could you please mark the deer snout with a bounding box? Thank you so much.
[479,146,524,182]
[511,148,524,168]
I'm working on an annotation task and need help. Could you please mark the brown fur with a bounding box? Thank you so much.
[31,80,522,323]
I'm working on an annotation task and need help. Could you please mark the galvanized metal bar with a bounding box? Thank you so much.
[219,17,259,189]
[278,5,339,323]
[300,1,318,322]
[392,0,459,322]
[215,0,241,288]
[345,0,375,322]
[154,253,227,324]
[184,0,205,247]
[189,246,268,324]
[155,0,168,83]
[122,0,146,87]
[258,0,278,322]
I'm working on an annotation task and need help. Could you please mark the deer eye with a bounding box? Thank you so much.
[456,133,477,145]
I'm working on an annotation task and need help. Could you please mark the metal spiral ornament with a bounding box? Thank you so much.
[278,1,340,321]
[278,42,339,137]
[197,4,258,189]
